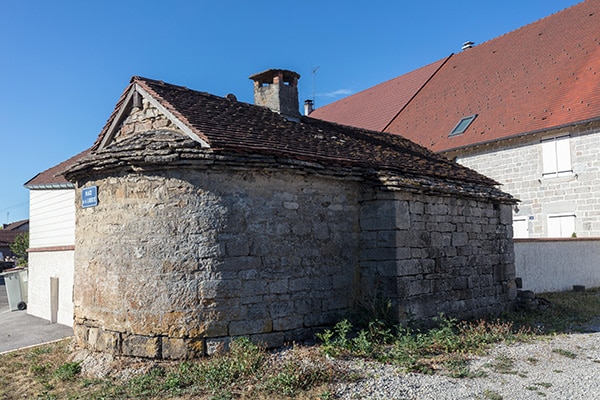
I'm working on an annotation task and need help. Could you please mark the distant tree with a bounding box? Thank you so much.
[10,232,29,266]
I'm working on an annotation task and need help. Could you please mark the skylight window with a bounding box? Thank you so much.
[449,114,477,137]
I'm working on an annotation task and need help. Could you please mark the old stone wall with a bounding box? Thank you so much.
[73,167,361,358]
[360,191,516,321]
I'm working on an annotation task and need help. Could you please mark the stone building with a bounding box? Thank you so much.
[62,69,516,359]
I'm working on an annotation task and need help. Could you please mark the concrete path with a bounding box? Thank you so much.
[0,280,73,354]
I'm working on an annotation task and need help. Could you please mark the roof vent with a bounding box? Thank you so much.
[249,69,301,119]
[462,41,475,51]
[304,99,314,116]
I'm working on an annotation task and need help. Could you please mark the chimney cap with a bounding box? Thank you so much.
[249,69,300,84]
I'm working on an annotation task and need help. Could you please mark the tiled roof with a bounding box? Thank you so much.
[389,0,600,152]
[25,149,91,188]
[2,220,28,231]
[309,58,449,132]
[71,76,512,200]
[312,1,600,153]
[0,230,23,247]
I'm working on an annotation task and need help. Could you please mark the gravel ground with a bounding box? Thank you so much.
[331,331,600,399]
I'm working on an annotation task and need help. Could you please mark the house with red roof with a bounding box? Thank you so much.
[311,0,600,292]
[0,219,29,267]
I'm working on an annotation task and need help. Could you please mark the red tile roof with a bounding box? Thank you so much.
[312,1,600,153]
[309,58,449,132]
[66,76,513,200]
[25,149,91,188]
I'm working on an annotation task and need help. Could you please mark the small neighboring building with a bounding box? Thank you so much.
[24,150,90,326]
[61,70,516,359]
[0,219,29,264]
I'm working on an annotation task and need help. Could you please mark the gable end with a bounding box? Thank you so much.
[98,83,211,150]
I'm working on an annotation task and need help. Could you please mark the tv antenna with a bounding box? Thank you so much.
[312,66,320,105]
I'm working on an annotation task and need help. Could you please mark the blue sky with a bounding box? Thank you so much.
[0,0,579,224]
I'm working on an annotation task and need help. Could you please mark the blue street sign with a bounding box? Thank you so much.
[82,186,98,208]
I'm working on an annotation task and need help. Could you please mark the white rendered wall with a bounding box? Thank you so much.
[27,188,75,326]
[27,250,74,326]
[515,239,600,293]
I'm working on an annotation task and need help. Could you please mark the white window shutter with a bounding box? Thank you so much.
[513,218,528,238]
[547,214,576,238]
[561,215,575,237]
[555,136,571,173]
[548,215,561,237]
[542,139,557,175]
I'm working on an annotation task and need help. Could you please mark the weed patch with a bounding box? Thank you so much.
[552,348,577,359]
[317,314,530,376]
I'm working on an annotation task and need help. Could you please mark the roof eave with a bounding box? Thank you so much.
[441,116,600,155]
[24,182,75,190]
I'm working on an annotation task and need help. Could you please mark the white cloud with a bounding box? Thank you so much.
[317,89,354,98]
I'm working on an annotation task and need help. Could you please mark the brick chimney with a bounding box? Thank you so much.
[249,69,301,119]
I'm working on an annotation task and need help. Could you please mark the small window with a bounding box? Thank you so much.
[449,114,477,137]
[513,217,529,238]
[547,213,576,238]
[542,136,572,177]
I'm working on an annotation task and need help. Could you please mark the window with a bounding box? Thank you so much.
[449,114,477,137]
[547,214,576,238]
[542,136,572,177]
[513,217,528,238]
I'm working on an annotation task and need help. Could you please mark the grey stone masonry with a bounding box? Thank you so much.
[73,166,361,359]
[359,191,516,322]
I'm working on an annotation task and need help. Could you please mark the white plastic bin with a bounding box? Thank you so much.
[1,268,28,311]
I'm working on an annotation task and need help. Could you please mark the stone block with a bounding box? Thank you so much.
[270,300,294,318]
[273,316,304,331]
[202,320,229,338]
[93,329,121,354]
[225,237,250,256]
[122,334,160,358]
[241,279,268,297]
[164,337,204,360]
[360,200,410,231]
[229,319,273,336]
[250,332,285,349]
[206,337,231,356]
[396,259,422,276]
[289,277,312,292]
[322,296,348,312]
